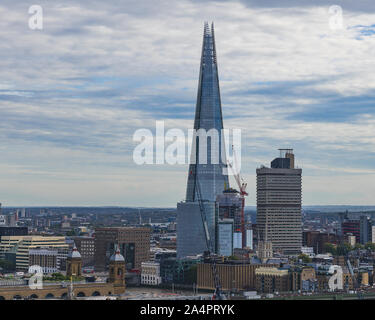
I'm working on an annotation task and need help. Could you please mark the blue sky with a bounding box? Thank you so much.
[0,0,375,206]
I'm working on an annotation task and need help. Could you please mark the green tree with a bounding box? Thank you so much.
[336,243,352,256]
[43,272,83,282]
[364,242,375,251]
[298,254,312,263]
[323,243,337,256]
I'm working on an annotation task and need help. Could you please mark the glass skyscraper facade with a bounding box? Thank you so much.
[177,22,229,258]
[185,22,229,203]
[177,201,218,258]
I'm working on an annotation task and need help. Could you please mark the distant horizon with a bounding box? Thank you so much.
[2,204,375,209]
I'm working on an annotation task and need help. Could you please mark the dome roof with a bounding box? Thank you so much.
[110,244,125,262]
[68,243,81,259]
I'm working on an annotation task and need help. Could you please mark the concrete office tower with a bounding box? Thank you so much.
[256,149,302,255]
[177,22,228,258]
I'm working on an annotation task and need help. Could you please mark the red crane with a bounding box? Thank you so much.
[227,145,248,248]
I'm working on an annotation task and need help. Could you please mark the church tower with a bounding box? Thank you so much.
[108,244,126,294]
[66,243,82,277]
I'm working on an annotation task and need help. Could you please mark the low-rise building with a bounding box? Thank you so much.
[303,231,340,254]
[0,236,68,271]
[290,266,317,292]
[161,256,200,284]
[198,262,277,291]
[301,246,314,257]
[343,271,354,290]
[28,248,58,274]
[141,262,161,285]
[255,267,289,293]
[333,256,346,268]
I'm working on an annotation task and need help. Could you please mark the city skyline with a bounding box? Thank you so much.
[1,1,375,206]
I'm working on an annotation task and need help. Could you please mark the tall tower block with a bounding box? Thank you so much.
[256,149,302,255]
[185,22,229,203]
[177,22,228,258]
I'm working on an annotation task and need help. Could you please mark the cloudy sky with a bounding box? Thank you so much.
[0,0,375,206]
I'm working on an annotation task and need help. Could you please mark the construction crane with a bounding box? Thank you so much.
[193,171,224,300]
[227,145,248,248]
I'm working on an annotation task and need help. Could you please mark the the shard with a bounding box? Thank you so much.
[185,22,229,202]
[177,22,229,258]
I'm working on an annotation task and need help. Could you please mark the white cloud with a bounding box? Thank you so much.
[0,0,374,205]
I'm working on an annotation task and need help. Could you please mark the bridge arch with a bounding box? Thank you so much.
[92,291,101,296]
[77,292,86,297]
[61,292,68,299]
[45,293,55,299]
[13,295,22,300]
[0,296,5,300]
[30,294,38,299]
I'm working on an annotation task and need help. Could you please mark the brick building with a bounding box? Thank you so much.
[94,227,150,272]
[303,231,340,254]
[70,236,95,266]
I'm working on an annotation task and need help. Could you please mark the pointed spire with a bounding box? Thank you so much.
[204,21,210,35]
[115,243,120,254]
[185,21,229,202]
[110,243,125,262]
[68,242,81,258]
[211,22,217,64]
